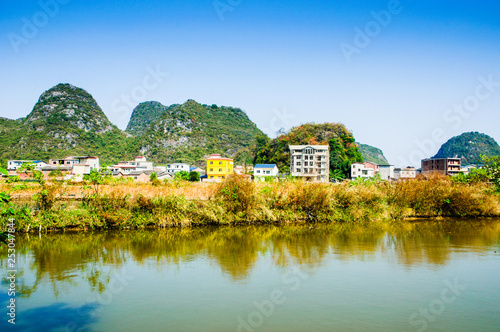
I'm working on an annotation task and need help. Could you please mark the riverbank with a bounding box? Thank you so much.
[1,174,500,231]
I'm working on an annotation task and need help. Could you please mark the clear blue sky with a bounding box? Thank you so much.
[1,0,499,166]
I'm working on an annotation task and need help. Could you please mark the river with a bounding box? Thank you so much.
[1,219,499,331]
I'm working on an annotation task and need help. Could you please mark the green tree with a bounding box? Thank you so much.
[174,171,190,181]
[189,171,200,182]
[482,155,500,190]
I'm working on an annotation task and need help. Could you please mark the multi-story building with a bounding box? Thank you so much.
[421,158,461,176]
[112,156,153,174]
[351,162,375,179]
[206,154,234,181]
[165,163,190,174]
[289,145,330,183]
[394,166,417,180]
[378,165,395,181]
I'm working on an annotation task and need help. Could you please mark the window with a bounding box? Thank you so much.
[219,162,222,165]
[210,168,213,172]
[210,161,213,165]
[256,170,260,174]
[219,168,222,172]
[296,169,301,173]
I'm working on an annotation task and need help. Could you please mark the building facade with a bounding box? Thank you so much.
[351,162,375,179]
[378,165,395,180]
[394,166,417,180]
[289,145,330,183]
[206,154,234,181]
[254,164,279,181]
[421,158,461,176]
[165,163,190,174]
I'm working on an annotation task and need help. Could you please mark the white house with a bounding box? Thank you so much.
[289,145,330,183]
[7,160,47,174]
[165,163,190,174]
[351,162,374,179]
[254,164,279,181]
[378,165,395,181]
[112,156,153,174]
[394,167,417,180]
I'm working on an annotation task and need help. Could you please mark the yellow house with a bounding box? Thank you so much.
[206,154,234,181]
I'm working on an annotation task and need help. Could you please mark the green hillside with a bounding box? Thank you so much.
[357,143,389,165]
[0,84,135,165]
[126,101,173,136]
[254,123,363,177]
[128,100,265,165]
[433,132,500,165]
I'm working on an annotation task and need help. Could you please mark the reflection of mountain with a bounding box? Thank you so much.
[7,220,500,298]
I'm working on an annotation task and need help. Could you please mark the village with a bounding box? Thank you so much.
[5,144,475,183]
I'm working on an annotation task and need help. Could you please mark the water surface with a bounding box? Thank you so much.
[1,220,499,331]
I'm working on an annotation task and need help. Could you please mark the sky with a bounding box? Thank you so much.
[1,0,499,167]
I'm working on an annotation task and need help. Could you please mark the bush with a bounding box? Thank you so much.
[213,174,255,218]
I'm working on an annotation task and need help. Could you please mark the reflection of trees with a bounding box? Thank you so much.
[5,219,499,298]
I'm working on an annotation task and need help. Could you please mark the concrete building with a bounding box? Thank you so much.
[165,163,190,174]
[421,158,461,176]
[112,156,153,174]
[254,164,279,181]
[289,145,330,183]
[394,166,417,180]
[7,160,47,175]
[351,162,375,179]
[378,165,395,181]
[206,154,234,181]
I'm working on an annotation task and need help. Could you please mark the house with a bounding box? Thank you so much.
[421,158,461,176]
[363,162,379,173]
[122,170,154,182]
[206,154,234,181]
[112,156,153,174]
[378,165,395,180]
[234,165,254,175]
[7,160,47,175]
[49,156,99,171]
[289,145,330,183]
[351,162,374,179]
[394,166,417,180]
[165,163,190,174]
[254,164,279,181]
[190,167,205,175]
[156,172,174,181]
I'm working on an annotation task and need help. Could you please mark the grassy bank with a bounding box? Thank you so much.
[1,173,500,231]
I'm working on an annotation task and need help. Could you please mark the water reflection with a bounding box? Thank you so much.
[2,219,499,299]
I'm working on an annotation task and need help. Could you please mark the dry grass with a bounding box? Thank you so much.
[2,173,500,231]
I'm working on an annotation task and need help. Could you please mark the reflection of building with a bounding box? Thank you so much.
[289,145,330,183]
[254,164,279,181]
[351,163,374,179]
[206,154,234,181]
[421,158,461,176]
[394,166,417,180]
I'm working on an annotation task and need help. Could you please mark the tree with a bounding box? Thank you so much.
[482,155,500,190]
[189,171,200,182]
[174,171,190,181]
[149,172,157,182]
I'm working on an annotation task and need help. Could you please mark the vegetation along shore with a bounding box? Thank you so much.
[1,169,500,232]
